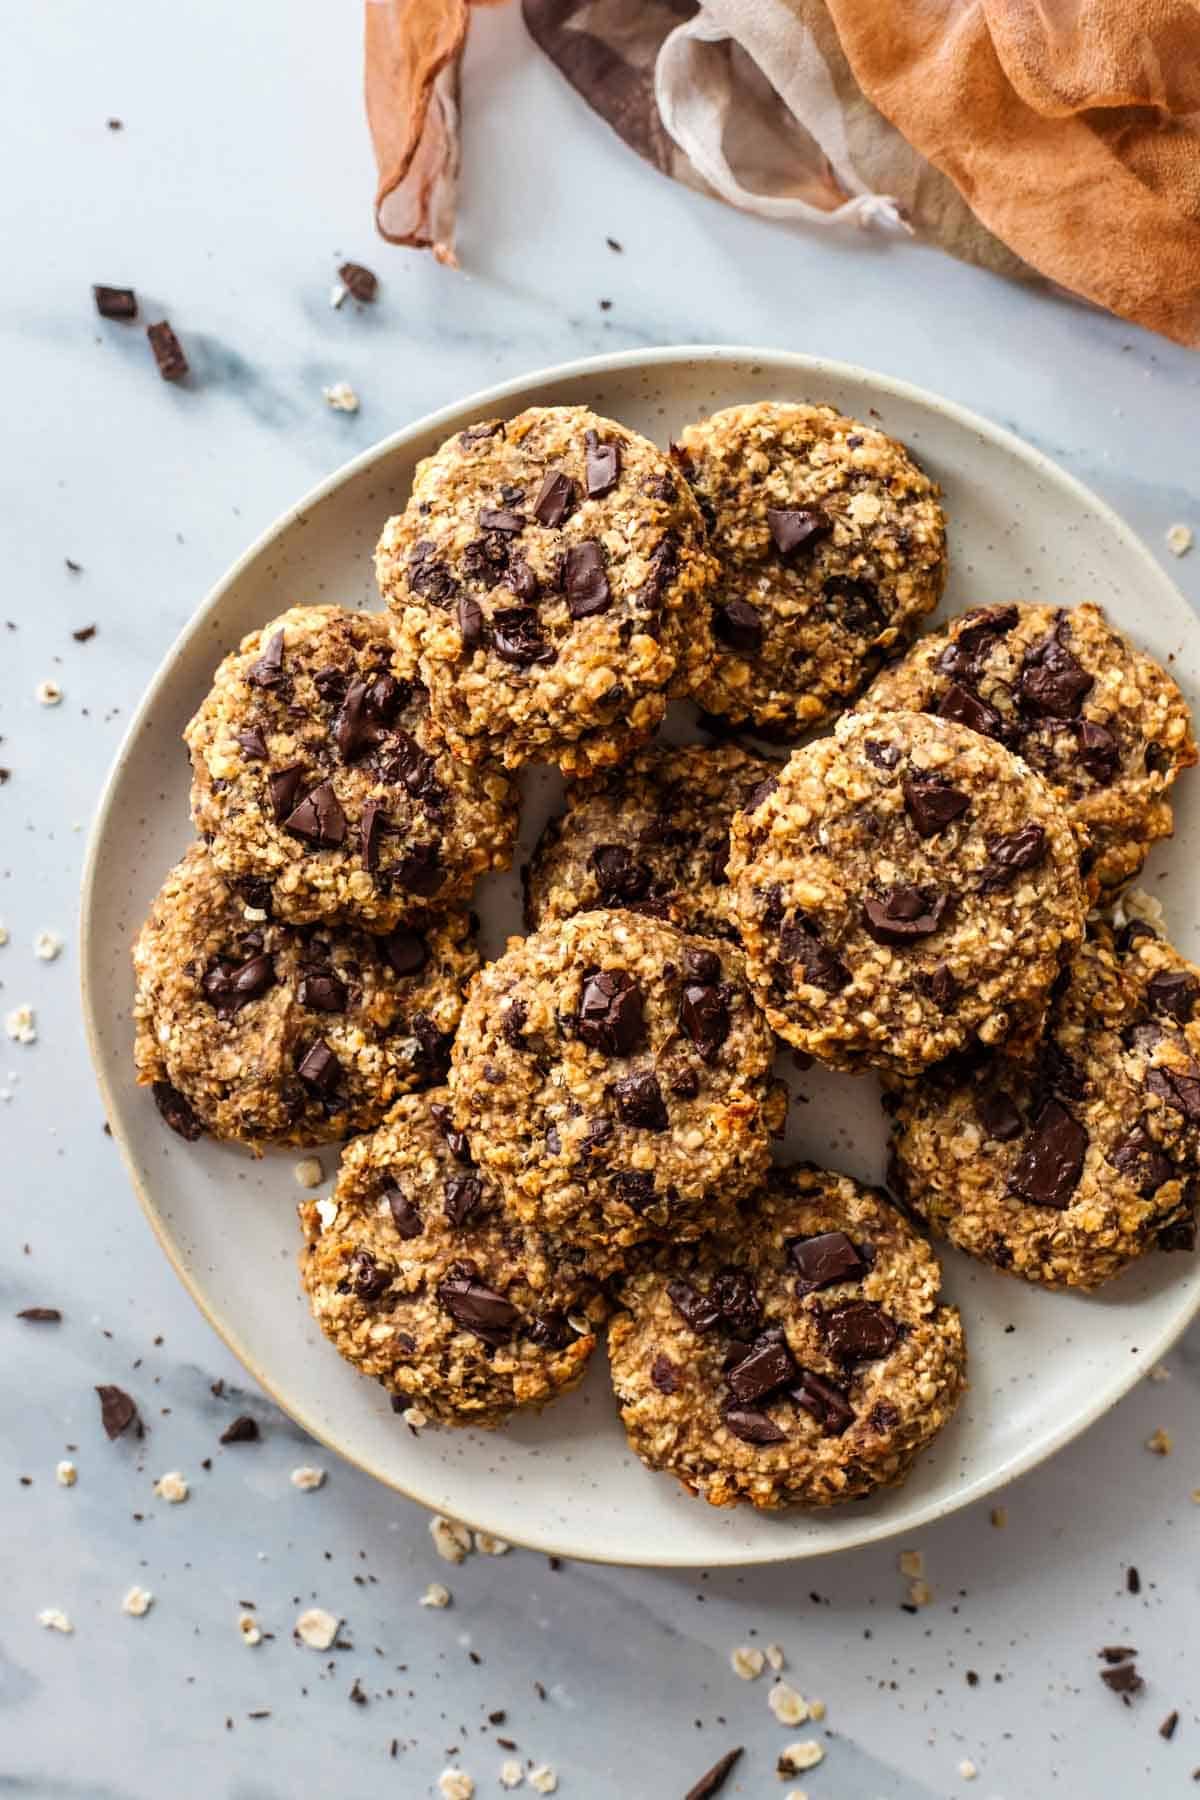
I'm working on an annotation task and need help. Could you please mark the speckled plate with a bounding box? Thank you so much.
[81,347,1200,1566]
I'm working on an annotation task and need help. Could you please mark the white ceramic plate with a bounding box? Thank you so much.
[82,347,1200,1567]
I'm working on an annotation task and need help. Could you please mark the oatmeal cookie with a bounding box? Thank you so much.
[524,743,778,941]
[375,406,718,775]
[448,910,785,1265]
[608,1165,966,1510]
[299,1090,605,1427]
[859,602,1196,892]
[887,919,1200,1288]
[728,709,1087,1076]
[185,605,517,928]
[672,401,946,738]
[132,844,478,1147]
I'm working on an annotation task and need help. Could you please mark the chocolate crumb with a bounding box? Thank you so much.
[17,1307,61,1322]
[685,1745,743,1799]
[95,1384,142,1440]
[93,285,137,321]
[1128,1566,1142,1595]
[147,320,188,382]
[338,262,378,302]
[1161,1710,1180,1740]
[219,1415,259,1444]
[72,625,97,643]
[1101,1662,1144,1697]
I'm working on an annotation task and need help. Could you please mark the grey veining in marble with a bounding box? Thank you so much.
[2,2,1199,1795]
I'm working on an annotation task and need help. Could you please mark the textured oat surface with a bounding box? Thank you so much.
[132,845,479,1146]
[449,910,785,1265]
[860,602,1197,892]
[608,1165,966,1510]
[524,742,777,941]
[728,709,1087,1075]
[673,401,946,738]
[298,1090,605,1427]
[888,921,1200,1289]
[375,406,718,774]
[186,604,517,927]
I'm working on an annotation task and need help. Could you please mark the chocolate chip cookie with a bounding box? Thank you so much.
[375,406,718,775]
[186,605,518,928]
[132,844,478,1146]
[887,919,1200,1288]
[524,743,778,941]
[672,401,947,738]
[727,709,1087,1076]
[299,1090,605,1427]
[859,602,1196,892]
[608,1165,966,1510]
[448,910,786,1267]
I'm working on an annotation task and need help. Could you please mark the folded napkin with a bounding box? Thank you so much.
[365,0,1200,346]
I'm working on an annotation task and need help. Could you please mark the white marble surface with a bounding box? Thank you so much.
[3,3,1199,1795]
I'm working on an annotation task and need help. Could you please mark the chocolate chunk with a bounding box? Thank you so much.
[666,1279,721,1333]
[503,554,539,602]
[93,284,137,320]
[152,1081,204,1141]
[338,261,378,301]
[779,915,851,992]
[377,730,440,803]
[579,1117,614,1157]
[457,593,484,652]
[1110,1125,1174,1195]
[725,1332,797,1404]
[650,1353,679,1395]
[684,947,722,984]
[722,1403,785,1445]
[296,1038,340,1096]
[392,841,442,897]
[219,1415,259,1444]
[501,999,529,1049]
[96,1384,141,1440]
[247,629,286,689]
[982,824,1047,889]
[680,980,731,1061]
[714,598,763,654]
[926,961,958,1009]
[269,763,304,821]
[612,1168,655,1209]
[977,1090,1023,1141]
[743,775,779,813]
[766,506,831,557]
[237,727,268,760]
[864,739,902,770]
[1008,1099,1087,1207]
[791,1367,855,1435]
[1158,1212,1197,1252]
[1078,719,1120,783]
[458,420,504,447]
[612,1070,668,1131]
[526,1311,571,1348]
[352,1250,391,1301]
[826,577,884,634]
[386,1188,423,1239]
[284,781,346,848]
[429,1101,472,1163]
[868,1400,900,1433]
[444,1174,485,1227]
[564,542,611,619]
[710,1269,761,1335]
[532,469,576,527]
[1020,623,1094,719]
[577,968,645,1056]
[437,1266,519,1346]
[407,546,458,605]
[902,771,969,837]
[298,970,347,1012]
[411,1013,453,1078]
[584,429,621,498]
[818,1300,899,1362]
[937,681,1004,739]
[334,680,379,763]
[201,951,275,1015]
[360,799,386,872]
[1147,969,1199,1022]
[147,320,188,381]
[588,843,652,904]
[17,1307,61,1322]
[670,1066,700,1098]
[788,1230,868,1294]
[862,886,950,945]
[944,606,1020,671]
[493,606,555,666]
[378,928,428,978]
[1145,740,1172,775]
[479,507,525,535]
[1146,1063,1200,1121]
[684,1747,744,1800]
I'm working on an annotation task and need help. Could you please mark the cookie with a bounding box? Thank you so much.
[727,708,1087,1076]
[299,1090,605,1428]
[185,605,518,928]
[608,1165,966,1510]
[132,844,478,1147]
[887,920,1200,1288]
[859,602,1197,892]
[524,743,778,941]
[672,401,946,738]
[375,406,718,775]
[448,910,785,1267]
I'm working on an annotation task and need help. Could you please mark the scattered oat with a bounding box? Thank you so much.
[990,1506,1007,1528]
[782,1792,808,1800]
[38,1608,73,1634]
[437,1772,474,1800]
[899,1549,924,1578]
[329,283,348,310]
[238,1612,262,1646]
[807,1698,826,1722]
[294,1606,339,1650]
[420,1582,451,1609]
[1148,1364,1172,1383]
[474,1531,510,1556]
[765,1642,786,1671]
[529,1767,557,1795]
[1146,1427,1173,1455]
[36,680,63,706]
[768,1682,810,1726]
[122,1585,153,1617]
[403,1404,428,1429]
[153,1470,189,1504]
[314,1197,339,1231]
[959,1759,978,1781]
[290,1465,326,1491]
[499,1762,524,1790]
[731,1644,765,1680]
[431,1515,472,1564]
[0,924,8,947]
[908,1578,934,1607]
[293,1156,324,1189]
[55,1460,77,1487]
[33,931,63,962]
[6,1006,37,1045]
[322,381,359,414]
[778,1742,825,1775]
[1167,523,1194,557]
[1191,1488,1200,1504]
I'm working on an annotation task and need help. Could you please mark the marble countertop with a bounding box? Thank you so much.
[4,3,1199,1795]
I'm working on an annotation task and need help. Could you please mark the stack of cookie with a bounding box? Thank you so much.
[132,399,1199,1515]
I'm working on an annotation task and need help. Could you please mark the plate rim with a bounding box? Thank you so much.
[80,342,1200,1566]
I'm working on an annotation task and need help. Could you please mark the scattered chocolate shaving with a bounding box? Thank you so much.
[96,1384,141,1440]
[1161,1710,1180,1740]
[17,1307,61,1323]
[93,285,137,321]
[1101,1662,1144,1696]
[684,1745,744,1800]
[72,624,97,643]
[146,320,188,381]
[219,1415,259,1444]
[338,262,378,302]
[1127,1566,1142,1594]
